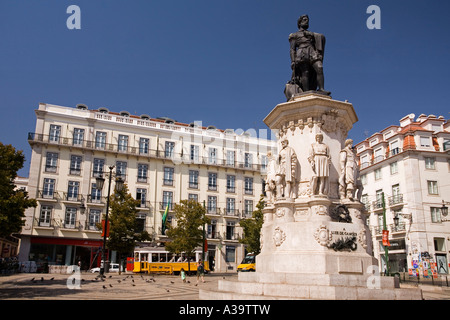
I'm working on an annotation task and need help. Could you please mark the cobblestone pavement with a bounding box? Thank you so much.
[1,272,449,300]
[0,272,237,300]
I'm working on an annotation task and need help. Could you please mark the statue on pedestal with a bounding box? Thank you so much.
[339,139,363,201]
[275,138,298,199]
[308,133,330,196]
[285,14,330,100]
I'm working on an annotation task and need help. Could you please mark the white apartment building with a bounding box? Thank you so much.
[19,102,276,272]
[355,113,450,277]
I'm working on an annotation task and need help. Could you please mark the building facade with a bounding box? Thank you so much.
[356,113,450,276]
[19,103,276,272]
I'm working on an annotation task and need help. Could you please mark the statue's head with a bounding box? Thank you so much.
[297,15,309,30]
[315,133,323,142]
[345,139,353,147]
[281,137,289,147]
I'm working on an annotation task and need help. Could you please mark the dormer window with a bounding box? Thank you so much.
[120,111,130,117]
[98,108,109,114]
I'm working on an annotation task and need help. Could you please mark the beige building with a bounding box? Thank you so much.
[19,102,276,272]
[355,113,450,276]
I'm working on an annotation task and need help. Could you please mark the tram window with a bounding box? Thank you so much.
[134,252,139,261]
[152,253,158,262]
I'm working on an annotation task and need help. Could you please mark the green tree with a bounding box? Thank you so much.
[165,200,210,272]
[106,184,150,273]
[239,195,265,255]
[0,142,36,238]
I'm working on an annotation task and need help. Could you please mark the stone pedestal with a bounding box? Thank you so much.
[200,93,422,300]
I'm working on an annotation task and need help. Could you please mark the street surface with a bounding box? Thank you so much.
[0,272,449,300]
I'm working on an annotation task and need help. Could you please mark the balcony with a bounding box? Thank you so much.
[28,132,265,172]
[62,192,85,203]
[388,194,404,207]
[37,190,61,201]
[224,208,240,217]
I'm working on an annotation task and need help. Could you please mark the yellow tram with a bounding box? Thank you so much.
[133,247,209,275]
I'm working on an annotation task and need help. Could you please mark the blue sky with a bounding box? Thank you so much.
[1,0,449,177]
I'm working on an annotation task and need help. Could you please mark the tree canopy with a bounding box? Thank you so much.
[0,142,36,238]
[239,195,265,255]
[165,199,210,259]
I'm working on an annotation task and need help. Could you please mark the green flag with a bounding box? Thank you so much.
[162,200,170,235]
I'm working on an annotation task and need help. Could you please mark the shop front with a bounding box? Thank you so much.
[28,237,105,272]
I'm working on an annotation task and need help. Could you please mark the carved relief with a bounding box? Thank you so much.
[314,225,332,247]
[313,205,328,215]
[273,227,286,247]
[275,207,286,218]
[358,229,368,249]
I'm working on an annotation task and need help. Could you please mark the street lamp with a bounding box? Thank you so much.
[95,165,125,277]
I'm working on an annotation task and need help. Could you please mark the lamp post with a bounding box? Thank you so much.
[96,165,124,277]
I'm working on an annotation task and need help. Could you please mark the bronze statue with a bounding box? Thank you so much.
[285,15,330,100]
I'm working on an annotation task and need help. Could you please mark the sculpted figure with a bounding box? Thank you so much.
[339,139,358,200]
[264,151,277,204]
[275,138,298,199]
[308,133,330,196]
[285,14,330,100]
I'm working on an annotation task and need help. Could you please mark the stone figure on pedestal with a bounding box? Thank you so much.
[339,139,363,201]
[308,133,330,196]
[285,14,330,100]
[275,138,298,199]
[264,151,277,204]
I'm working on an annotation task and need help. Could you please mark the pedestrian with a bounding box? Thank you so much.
[180,268,186,283]
[196,260,205,284]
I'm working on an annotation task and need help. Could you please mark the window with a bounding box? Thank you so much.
[162,191,173,209]
[420,136,430,147]
[208,173,217,191]
[136,188,147,207]
[431,207,442,223]
[434,238,446,252]
[261,155,268,171]
[207,196,217,214]
[137,164,148,182]
[165,141,175,158]
[427,180,438,195]
[93,158,105,177]
[360,154,369,168]
[39,206,52,227]
[164,167,174,185]
[116,161,127,180]
[226,175,235,193]
[189,170,199,189]
[226,150,235,166]
[70,155,82,175]
[64,207,77,228]
[244,177,253,194]
[226,221,236,240]
[374,148,383,163]
[374,168,382,180]
[226,198,236,215]
[90,183,102,203]
[375,189,383,209]
[244,199,253,216]
[118,135,129,152]
[95,131,107,149]
[361,194,369,210]
[67,181,80,201]
[360,174,367,185]
[49,125,61,143]
[188,194,198,202]
[88,209,101,230]
[209,147,217,164]
[244,153,253,168]
[425,157,436,170]
[390,140,400,155]
[390,161,398,175]
[139,138,149,155]
[45,152,58,172]
[43,178,55,198]
[73,128,84,146]
[225,246,236,263]
[207,220,218,239]
[190,145,199,163]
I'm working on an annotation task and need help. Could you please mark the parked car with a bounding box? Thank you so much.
[90,263,122,273]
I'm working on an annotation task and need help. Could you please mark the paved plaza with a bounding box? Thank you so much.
[0,272,449,300]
